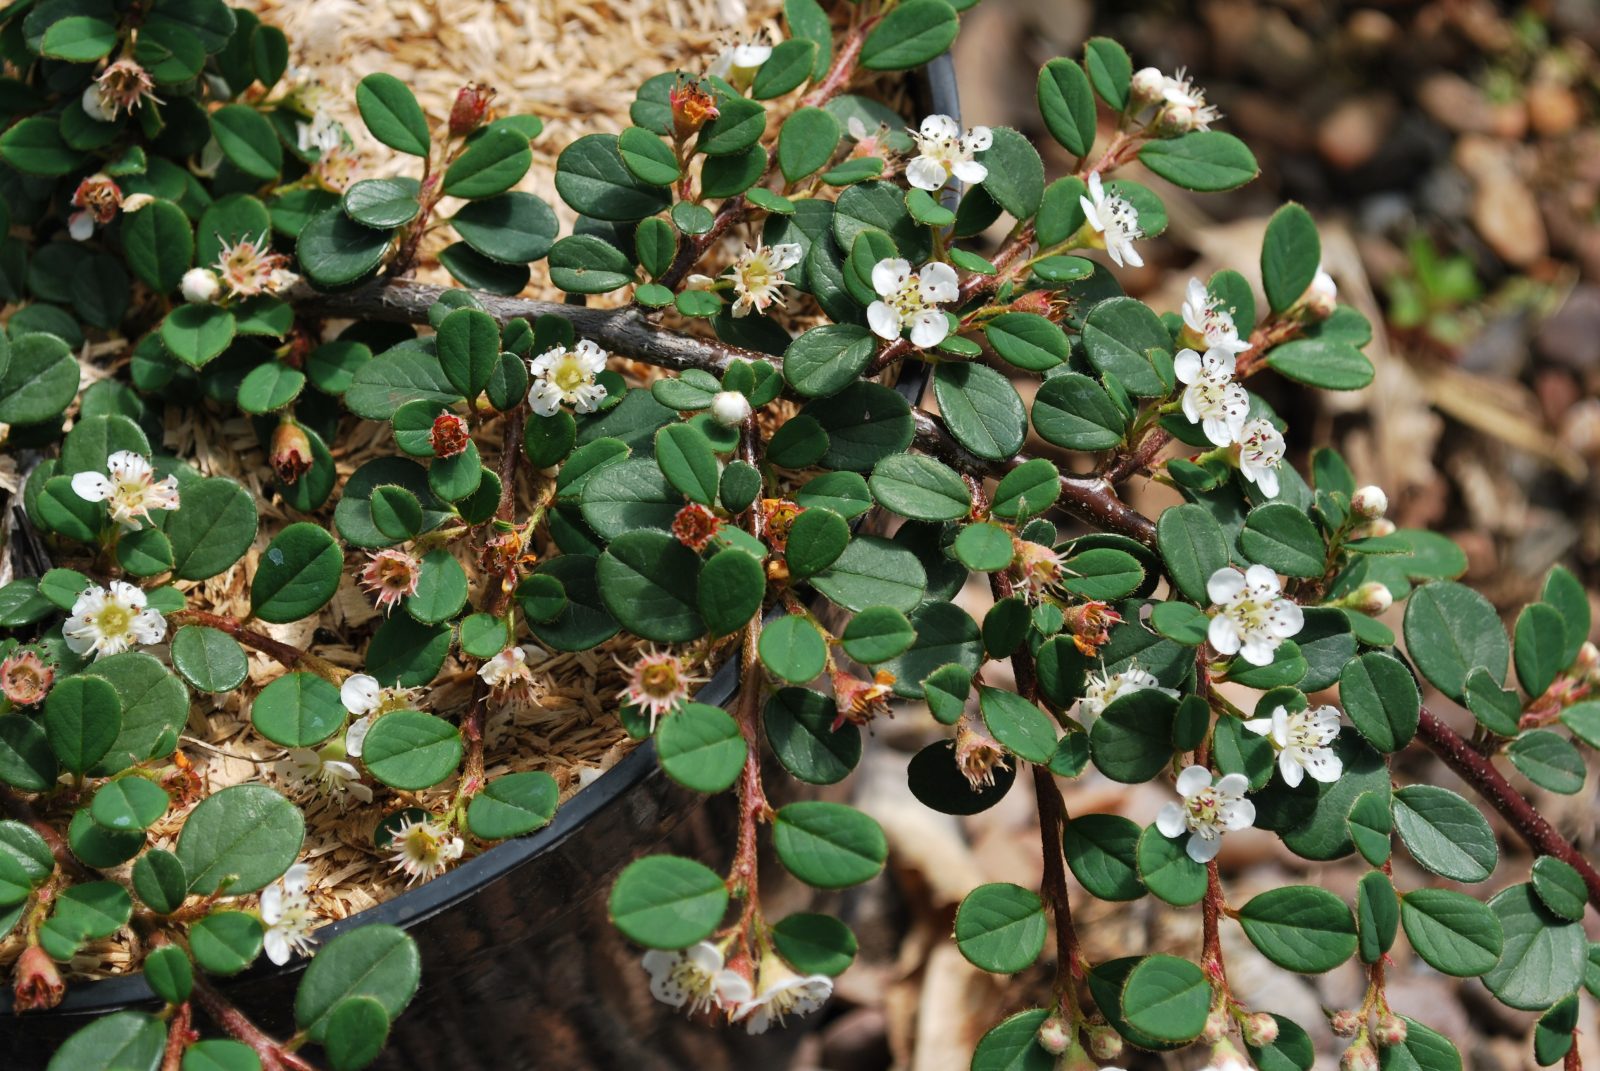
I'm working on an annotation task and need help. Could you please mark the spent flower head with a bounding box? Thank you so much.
[359,549,423,615]
[0,649,53,707]
[619,648,703,730]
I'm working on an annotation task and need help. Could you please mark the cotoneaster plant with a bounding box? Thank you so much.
[0,1,1593,1069]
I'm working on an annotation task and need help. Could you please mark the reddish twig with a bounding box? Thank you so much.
[190,977,320,1071]
[161,1003,195,1071]
[1416,706,1600,909]
[166,610,326,675]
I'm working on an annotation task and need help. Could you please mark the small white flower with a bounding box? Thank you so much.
[641,941,752,1015]
[866,258,959,349]
[278,746,373,806]
[905,114,992,192]
[1079,172,1144,269]
[1244,705,1343,788]
[386,815,464,886]
[1181,278,1252,357]
[1237,418,1286,498]
[711,390,753,427]
[260,863,319,965]
[709,32,772,80]
[215,231,292,299]
[1207,565,1303,667]
[1155,765,1255,863]
[181,267,220,304]
[70,451,180,530]
[1077,664,1178,728]
[528,339,609,416]
[62,581,166,660]
[728,243,802,317]
[732,956,833,1035]
[1203,1051,1254,1071]
[1173,348,1250,448]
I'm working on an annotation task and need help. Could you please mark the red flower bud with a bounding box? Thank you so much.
[13,947,64,1013]
[270,421,314,485]
[449,83,496,138]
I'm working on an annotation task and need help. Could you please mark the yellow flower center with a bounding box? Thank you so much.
[95,603,131,637]
[550,355,589,393]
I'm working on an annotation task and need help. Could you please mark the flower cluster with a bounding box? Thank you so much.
[1130,65,1221,132]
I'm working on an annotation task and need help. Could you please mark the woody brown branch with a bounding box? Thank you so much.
[292,280,1157,544]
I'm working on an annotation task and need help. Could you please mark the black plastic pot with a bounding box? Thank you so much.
[2,55,958,1070]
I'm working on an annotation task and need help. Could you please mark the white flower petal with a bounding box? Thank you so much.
[905,156,948,191]
[1175,765,1213,797]
[867,301,902,341]
[1155,802,1187,838]
[1207,567,1246,604]
[71,471,113,503]
[1208,614,1241,655]
[907,311,948,349]
[1186,833,1222,863]
[871,258,911,298]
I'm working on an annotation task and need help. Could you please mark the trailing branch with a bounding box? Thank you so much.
[296,280,1159,544]
[1416,707,1600,909]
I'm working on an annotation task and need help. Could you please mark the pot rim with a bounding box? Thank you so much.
[4,51,959,1020]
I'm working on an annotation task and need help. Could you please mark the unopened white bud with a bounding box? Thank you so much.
[1352,485,1388,519]
[1163,103,1196,133]
[711,390,752,427]
[1341,1042,1379,1071]
[1375,1016,1408,1047]
[1036,1016,1070,1056]
[1086,1023,1123,1061]
[1201,1009,1229,1044]
[1349,581,1393,615]
[1354,518,1396,540]
[1242,1012,1279,1047]
[1131,67,1165,102]
[1330,1008,1362,1037]
[181,268,220,304]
